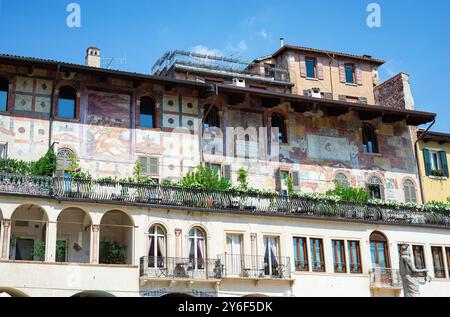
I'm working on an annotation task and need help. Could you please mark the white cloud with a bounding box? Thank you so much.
[237,40,248,51]
[192,45,223,56]
[258,29,268,39]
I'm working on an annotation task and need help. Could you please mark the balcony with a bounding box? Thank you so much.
[219,254,292,280]
[152,50,291,83]
[0,173,449,228]
[369,268,402,289]
[139,257,223,282]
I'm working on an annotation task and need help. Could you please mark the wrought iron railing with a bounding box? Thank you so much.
[0,173,449,228]
[218,254,291,279]
[139,256,223,280]
[369,268,402,289]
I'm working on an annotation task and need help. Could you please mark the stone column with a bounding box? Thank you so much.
[1,219,11,259]
[45,221,58,262]
[91,225,100,264]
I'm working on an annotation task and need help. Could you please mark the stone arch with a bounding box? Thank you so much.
[71,290,116,298]
[99,210,134,265]
[10,204,49,261]
[0,287,29,297]
[56,207,92,263]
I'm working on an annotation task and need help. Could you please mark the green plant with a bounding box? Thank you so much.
[179,165,231,191]
[31,148,57,177]
[447,197,450,204]
[133,160,144,183]
[99,241,127,265]
[56,240,68,262]
[237,168,248,189]
[286,174,294,196]
[325,184,369,203]
[431,169,446,177]
[33,240,46,261]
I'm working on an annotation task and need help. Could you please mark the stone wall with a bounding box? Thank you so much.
[374,73,415,110]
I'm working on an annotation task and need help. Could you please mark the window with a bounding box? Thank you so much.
[370,232,390,269]
[403,180,417,203]
[206,163,222,177]
[332,240,347,273]
[345,63,355,84]
[189,227,206,270]
[280,171,290,196]
[263,236,280,277]
[348,241,362,273]
[139,96,156,129]
[367,176,385,200]
[305,57,316,78]
[203,106,220,130]
[148,225,166,268]
[310,238,325,272]
[271,113,287,144]
[446,248,450,278]
[0,143,8,160]
[412,245,426,270]
[139,156,160,178]
[362,123,379,153]
[293,237,309,272]
[335,173,349,188]
[431,247,445,278]
[225,234,243,276]
[423,149,449,177]
[0,79,8,112]
[57,86,77,119]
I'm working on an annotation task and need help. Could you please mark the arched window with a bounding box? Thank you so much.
[271,113,287,144]
[189,227,206,270]
[57,86,77,119]
[335,173,349,188]
[0,79,8,112]
[403,180,417,203]
[362,123,378,153]
[369,231,390,269]
[203,106,220,130]
[367,176,385,200]
[140,96,156,129]
[148,225,166,268]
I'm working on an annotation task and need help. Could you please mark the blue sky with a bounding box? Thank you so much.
[0,0,449,131]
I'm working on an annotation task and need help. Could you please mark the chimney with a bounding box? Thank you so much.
[280,37,285,48]
[85,46,101,68]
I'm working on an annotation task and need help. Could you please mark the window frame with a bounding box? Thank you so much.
[271,113,288,144]
[56,85,79,121]
[403,179,417,203]
[369,232,391,269]
[0,78,9,112]
[347,240,363,274]
[362,123,379,154]
[367,176,385,200]
[335,173,350,188]
[310,238,326,273]
[332,240,347,273]
[188,227,207,271]
[203,105,220,131]
[431,246,446,278]
[293,237,309,272]
[147,224,167,269]
[412,245,426,271]
[344,63,356,84]
[305,56,317,79]
[138,95,157,130]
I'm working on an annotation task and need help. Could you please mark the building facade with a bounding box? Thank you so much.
[417,131,450,203]
[0,45,449,297]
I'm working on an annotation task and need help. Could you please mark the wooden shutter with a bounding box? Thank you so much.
[274,169,282,193]
[410,184,417,203]
[356,64,363,85]
[140,156,159,177]
[422,149,432,176]
[404,183,411,203]
[299,55,307,78]
[439,151,449,177]
[292,171,301,189]
[339,62,346,83]
[317,58,324,80]
[223,165,232,181]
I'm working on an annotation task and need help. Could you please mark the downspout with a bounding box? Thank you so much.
[325,53,336,98]
[415,119,436,204]
[49,64,61,149]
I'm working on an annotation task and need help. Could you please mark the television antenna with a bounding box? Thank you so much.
[101,56,127,69]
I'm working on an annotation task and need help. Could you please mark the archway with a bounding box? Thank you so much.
[71,290,116,298]
[99,210,134,265]
[0,288,29,297]
[56,208,92,263]
[10,205,48,261]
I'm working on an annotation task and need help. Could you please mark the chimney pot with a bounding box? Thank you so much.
[86,46,101,68]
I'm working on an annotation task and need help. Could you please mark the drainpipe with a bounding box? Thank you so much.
[325,53,336,99]
[415,119,436,204]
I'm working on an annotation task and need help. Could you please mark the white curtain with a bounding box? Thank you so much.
[270,238,279,267]
[197,239,205,269]
[148,236,154,257]
[157,236,165,267]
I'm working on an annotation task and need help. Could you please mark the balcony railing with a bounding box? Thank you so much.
[219,254,291,280]
[139,257,223,281]
[0,173,449,228]
[369,268,402,289]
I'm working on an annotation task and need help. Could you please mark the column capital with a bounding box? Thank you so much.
[175,229,182,237]
[2,219,11,228]
[92,224,100,232]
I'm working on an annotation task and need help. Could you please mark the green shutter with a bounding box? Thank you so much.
[439,151,449,177]
[423,149,432,176]
[274,169,282,193]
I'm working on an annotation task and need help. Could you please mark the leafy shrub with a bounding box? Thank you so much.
[325,184,369,203]
[99,241,127,265]
[31,148,57,177]
[178,165,231,191]
[237,168,248,189]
